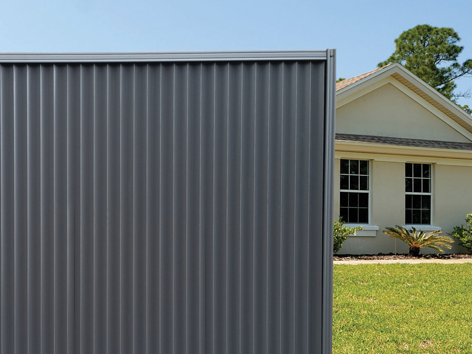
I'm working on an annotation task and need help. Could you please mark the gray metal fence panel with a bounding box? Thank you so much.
[0,52,334,354]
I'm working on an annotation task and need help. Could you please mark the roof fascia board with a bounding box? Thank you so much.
[335,63,399,96]
[0,50,329,63]
[336,76,392,108]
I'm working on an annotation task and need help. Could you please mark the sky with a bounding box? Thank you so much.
[1,0,471,104]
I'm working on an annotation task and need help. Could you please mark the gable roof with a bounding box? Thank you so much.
[336,63,472,136]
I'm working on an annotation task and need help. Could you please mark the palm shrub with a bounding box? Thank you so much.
[450,213,472,252]
[383,225,454,257]
[333,219,362,254]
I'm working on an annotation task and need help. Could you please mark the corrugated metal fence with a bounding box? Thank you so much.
[0,53,334,354]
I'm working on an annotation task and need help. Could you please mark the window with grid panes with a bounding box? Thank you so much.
[339,159,369,223]
[405,163,431,224]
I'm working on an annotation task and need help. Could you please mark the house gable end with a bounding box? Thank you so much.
[336,81,472,143]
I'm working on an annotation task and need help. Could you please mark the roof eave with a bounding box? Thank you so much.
[335,140,472,160]
[336,63,399,94]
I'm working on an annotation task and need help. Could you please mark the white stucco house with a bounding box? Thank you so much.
[335,63,472,254]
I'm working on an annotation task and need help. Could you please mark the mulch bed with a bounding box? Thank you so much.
[333,253,472,261]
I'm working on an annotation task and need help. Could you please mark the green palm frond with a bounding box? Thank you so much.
[384,225,454,254]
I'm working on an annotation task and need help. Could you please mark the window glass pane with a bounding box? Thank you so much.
[422,195,431,210]
[340,175,349,190]
[340,159,349,174]
[405,163,433,225]
[412,210,421,224]
[340,159,370,225]
[360,160,369,175]
[350,160,359,175]
[405,163,412,177]
[405,178,412,192]
[414,178,422,193]
[414,164,421,177]
[349,176,359,190]
[348,208,358,223]
[405,210,412,224]
[340,208,348,223]
[406,195,412,209]
[423,179,430,193]
[413,195,421,209]
[359,208,368,223]
[421,210,431,224]
[349,193,358,207]
[423,164,430,178]
[359,176,368,190]
[359,193,368,208]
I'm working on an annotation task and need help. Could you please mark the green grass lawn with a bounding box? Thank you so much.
[333,263,472,353]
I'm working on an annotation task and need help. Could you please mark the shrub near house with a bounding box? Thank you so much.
[333,219,362,254]
[450,213,472,252]
[383,225,454,257]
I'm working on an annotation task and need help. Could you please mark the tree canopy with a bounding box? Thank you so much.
[378,25,472,103]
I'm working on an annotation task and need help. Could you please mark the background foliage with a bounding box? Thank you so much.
[333,219,362,254]
[450,213,472,252]
[379,24,472,113]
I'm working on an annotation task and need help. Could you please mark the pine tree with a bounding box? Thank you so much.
[379,25,472,103]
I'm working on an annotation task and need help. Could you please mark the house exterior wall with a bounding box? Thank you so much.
[336,83,471,143]
[335,156,472,254]
[334,66,472,255]
[434,164,472,251]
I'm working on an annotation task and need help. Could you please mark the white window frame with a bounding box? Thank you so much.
[405,163,432,226]
[339,159,370,225]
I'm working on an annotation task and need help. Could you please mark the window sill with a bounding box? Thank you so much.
[402,225,441,232]
[345,224,379,237]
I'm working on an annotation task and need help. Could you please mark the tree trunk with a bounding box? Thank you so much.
[409,246,420,257]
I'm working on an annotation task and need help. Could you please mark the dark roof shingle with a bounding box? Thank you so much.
[335,133,472,151]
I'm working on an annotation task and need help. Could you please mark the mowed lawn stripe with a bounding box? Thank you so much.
[333,263,472,353]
